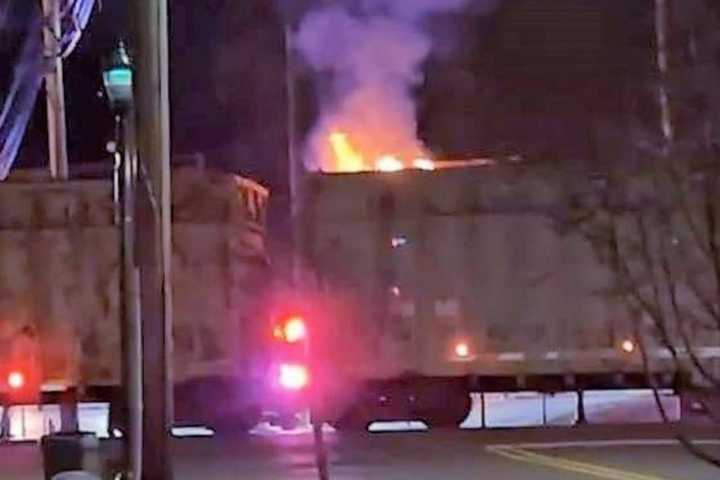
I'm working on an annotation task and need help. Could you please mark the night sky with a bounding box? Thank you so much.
[3,0,656,196]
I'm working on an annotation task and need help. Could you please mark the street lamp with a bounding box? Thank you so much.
[103,40,142,480]
[102,42,134,112]
[103,41,134,221]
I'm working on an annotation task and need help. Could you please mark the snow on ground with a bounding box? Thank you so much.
[0,390,680,441]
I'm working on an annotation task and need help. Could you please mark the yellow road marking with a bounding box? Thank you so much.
[487,446,673,480]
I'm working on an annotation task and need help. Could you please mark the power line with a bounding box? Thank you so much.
[0,0,96,179]
[0,3,43,179]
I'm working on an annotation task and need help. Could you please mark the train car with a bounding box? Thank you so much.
[293,162,685,428]
[0,165,271,432]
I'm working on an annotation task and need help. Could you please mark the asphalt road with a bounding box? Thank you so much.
[3,425,719,480]
[165,428,717,480]
[1,391,711,480]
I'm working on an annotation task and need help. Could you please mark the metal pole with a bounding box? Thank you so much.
[41,1,75,423]
[129,1,174,478]
[313,422,330,480]
[119,111,143,480]
[59,388,78,432]
[654,0,674,147]
[113,118,122,226]
[41,0,69,179]
[285,24,304,285]
[575,390,587,426]
[480,392,486,429]
[285,25,298,222]
[0,405,9,440]
[308,336,329,478]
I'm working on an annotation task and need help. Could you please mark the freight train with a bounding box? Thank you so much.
[1,161,712,434]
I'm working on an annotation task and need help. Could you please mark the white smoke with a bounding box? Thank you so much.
[295,0,478,171]
[362,0,474,19]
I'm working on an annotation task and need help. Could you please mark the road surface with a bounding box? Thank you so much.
[1,390,714,480]
[3,425,719,480]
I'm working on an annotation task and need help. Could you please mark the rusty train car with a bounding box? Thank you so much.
[0,166,271,430]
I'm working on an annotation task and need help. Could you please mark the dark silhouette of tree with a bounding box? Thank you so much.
[560,0,720,467]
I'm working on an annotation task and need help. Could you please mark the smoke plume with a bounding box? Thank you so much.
[295,0,479,171]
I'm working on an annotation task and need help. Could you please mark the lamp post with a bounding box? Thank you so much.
[103,42,134,113]
[103,42,133,225]
[103,41,143,480]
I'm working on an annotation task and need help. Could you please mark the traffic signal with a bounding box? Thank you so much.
[278,363,310,391]
[270,313,311,393]
[273,315,308,344]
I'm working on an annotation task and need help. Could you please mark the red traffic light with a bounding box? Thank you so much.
[283,317,307,343]
[454,342,470,358]
[273,315,308,343]
[278,363,310,391]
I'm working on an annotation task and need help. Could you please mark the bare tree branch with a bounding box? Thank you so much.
[659,237,720,388]
[558,0,720,469]
[703,174,720,310]
[635,308,720,467]
[666,164,713,259]
[684,274,720,330]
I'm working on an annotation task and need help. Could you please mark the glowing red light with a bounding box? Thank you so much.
[621,339,636,354]
[282,316,307,343]
[273,325,284,340]
[454,342,470,358]
[7,371,25,390]
[278,363,309,391]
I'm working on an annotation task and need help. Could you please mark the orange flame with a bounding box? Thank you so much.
[376,155,403,172]
[329,131,366,172]
[326,130,434,173]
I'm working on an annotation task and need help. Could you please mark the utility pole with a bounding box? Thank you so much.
[119,111,143,480]
[285,24,303,285]
[654,0,674,147]
[286,21,329,480]
[285,25,299,226]
[128,1,174,479]
[41,0,74,432]
[46,0,77,427]
[104,41,143,480]
[41,0,69,179]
